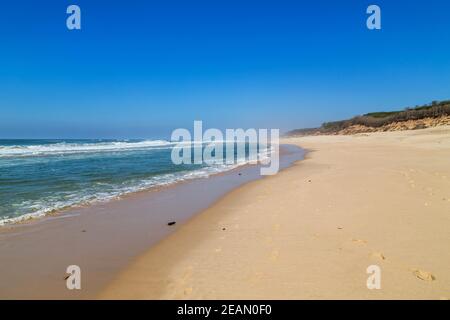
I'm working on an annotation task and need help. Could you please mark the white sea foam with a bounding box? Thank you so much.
[0,146,273,226]
[0,140,173,158]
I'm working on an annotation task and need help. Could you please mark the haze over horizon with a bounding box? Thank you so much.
[1,0,450,139]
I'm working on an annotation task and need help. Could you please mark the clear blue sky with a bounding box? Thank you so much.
[1,0,449,138]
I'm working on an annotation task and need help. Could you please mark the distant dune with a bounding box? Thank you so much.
[286,100,450,136]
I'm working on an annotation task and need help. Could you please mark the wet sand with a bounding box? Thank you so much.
[0,145,303,299]
[100,126,450,299]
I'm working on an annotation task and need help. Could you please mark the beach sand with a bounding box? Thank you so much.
[0,146,302,299]
[100,126,450,299]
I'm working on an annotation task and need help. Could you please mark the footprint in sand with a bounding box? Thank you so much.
[351,239,367,244]
[370,252,386,260]
[265,236,273,244]
[412,269,436,281]
[249,271,264,282]
[406,178,416,188]
[270,249,279,261]
[181,266,193,282]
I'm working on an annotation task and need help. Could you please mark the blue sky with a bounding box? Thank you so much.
[1,0,449,138]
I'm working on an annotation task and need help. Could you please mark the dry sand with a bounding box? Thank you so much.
[100,126,450,299]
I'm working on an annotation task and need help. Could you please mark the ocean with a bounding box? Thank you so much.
[0,139,266,225]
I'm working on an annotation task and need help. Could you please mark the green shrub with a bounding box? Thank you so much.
[321,100,450,131]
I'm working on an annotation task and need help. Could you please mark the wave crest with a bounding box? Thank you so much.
[0,140,172,158]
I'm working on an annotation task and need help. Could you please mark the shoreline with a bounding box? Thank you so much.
[0,145,304,299]
[0,148,272,227]
[100,126,450,299]
[0,144,284,228]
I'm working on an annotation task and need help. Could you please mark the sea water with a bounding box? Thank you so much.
[0,139,265,225]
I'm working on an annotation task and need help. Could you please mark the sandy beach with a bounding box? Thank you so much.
[0,146,302,299]
[100,126,450,299]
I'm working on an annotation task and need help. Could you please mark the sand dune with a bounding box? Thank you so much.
[100,126,450,299]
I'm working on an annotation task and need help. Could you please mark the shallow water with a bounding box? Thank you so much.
[0,139,267,224]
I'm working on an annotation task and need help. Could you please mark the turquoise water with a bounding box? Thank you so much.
[0,139,262,225]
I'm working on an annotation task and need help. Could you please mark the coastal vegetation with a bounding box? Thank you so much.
[286,100,450,136]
